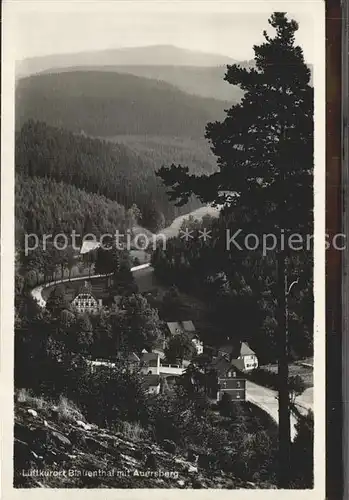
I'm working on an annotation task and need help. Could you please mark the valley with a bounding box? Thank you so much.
[14,30,314,490]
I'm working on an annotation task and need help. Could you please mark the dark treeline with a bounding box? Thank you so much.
[15,121,202,231]
[16,174,129,242]
[152,213,313,364]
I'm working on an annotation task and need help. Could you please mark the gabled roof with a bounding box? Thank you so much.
[230,358,245,372]
[141,374,161,389]
[80,240,101,254]
[72,293,98,305]
[181,320,196,332]
[140,352,160,363]
[73,292,96,300]
[240,342,256,356]
[210,356,238,378]
[218,342,256,358]
[166,321,195,336]
[218,345,234,356]
[75,280,95,298]
[128,352,140,363]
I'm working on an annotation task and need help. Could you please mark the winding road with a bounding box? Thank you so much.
[246,381,313,440]
[30,263,152,307]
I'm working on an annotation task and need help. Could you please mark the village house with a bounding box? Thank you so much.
[218,341,258,372]
[210,355,240,379]
[141,374,161,395]
[80,240,101,255]
[208,355,246,401]
[115,351,141,371]
[140,351,161,375]
[126,351,141,368]
[166,321,204,355]
[71,281,102,314]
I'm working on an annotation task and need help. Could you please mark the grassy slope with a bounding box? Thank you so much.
[14,392,276,489]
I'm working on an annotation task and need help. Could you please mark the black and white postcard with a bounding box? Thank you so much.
[1,0,326,498]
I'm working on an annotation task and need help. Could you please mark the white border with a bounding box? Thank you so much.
[1,1,326,498]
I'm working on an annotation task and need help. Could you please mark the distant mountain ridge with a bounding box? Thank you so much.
[34,64,248,102]
[16,70,228,137]
[16,44,312,102]
[16,45,241,78]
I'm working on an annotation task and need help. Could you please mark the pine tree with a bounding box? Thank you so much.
[164,334,194,365]
[156,13,313,488]
[45,285,69,317]
[157,12,313,237]
[118,294,162,353]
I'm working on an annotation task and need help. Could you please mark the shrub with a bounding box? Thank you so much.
[56,396,86,424]
[215,448,235,473]
[187,447,199,462]
[15,388,48,410]
[198,452,217,471]
[115,421,149,442]
[162,439,177,454]
[145,452,158,470]
[218,392,233,417]
[77,364,149,427]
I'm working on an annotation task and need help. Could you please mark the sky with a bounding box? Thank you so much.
[8,1,318,63]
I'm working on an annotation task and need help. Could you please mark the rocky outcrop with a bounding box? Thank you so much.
[14,401,274,489]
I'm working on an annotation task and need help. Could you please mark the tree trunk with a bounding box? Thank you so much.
[276,250,291,488]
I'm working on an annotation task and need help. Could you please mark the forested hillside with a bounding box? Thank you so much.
[151,213,314,363]
[16,175,129,241]
[106,135,217,175]
[15,121,207,229]
[36,65,246,101]
[15,71,228,137]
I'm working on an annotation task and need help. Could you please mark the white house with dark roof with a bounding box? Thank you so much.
[71,281,102,314]
[166,321,204,355]
[238,342,258,371]
[218,341,258,372]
